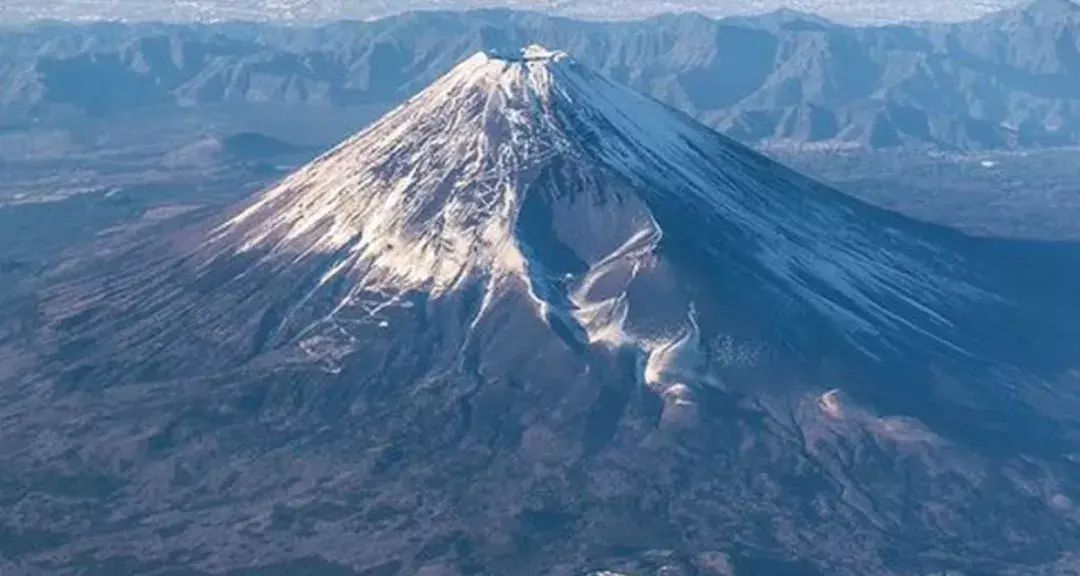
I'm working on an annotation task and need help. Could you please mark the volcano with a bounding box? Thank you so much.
[6,45,1080,575]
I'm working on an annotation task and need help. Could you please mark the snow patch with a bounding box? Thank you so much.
[813,388,944,445]
[819,388,844,418]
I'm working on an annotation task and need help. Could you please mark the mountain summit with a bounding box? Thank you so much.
[12,46,1080,575]
[212,43,976,369]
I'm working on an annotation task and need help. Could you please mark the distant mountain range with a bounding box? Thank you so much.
[2,0,1080,151]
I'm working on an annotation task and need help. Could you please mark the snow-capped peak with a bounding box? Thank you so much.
[489,43,572,63]
[213,45,983,386]
[214,43,644,296]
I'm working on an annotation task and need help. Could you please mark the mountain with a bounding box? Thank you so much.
[5,44,1080,575]
[3,5,1080,152]
[0,0,1027,26]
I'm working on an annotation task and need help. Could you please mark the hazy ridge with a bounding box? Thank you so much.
[2,1,1080,151]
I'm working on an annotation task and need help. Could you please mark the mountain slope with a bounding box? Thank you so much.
[6,45,1080,575]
